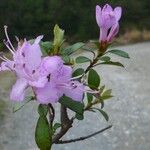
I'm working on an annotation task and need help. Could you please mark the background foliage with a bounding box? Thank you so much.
[0,0,149,41]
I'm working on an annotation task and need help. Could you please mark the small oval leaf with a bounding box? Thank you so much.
[38,104,48,117]
[35,117,52,150]
[76,56,91,64]
[75,113,84,120]
[108,49,130,58]
[93,108,109,121]
[73,68,84,77]
[88,69,100,88]
[100,61,124,67]
[87,93,93,104]
[99,56,111,62]
[59,96,84,115]
[62,42,85,55]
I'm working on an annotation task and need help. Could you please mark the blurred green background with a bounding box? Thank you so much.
[0,0,149,42]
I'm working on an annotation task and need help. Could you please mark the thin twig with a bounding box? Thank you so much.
[55,125,112,144]
[48,104,55,127]
[52,105,73,143]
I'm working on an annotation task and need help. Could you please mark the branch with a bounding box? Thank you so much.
[52,105,73,143]
[84,53,103,74]
[55,125,112,144]
[48,104,55,127]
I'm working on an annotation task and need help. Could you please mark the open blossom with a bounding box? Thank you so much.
[34,56,85,104]
[96,4,122,43]
[0,26,47,101]
[0,26,95,104]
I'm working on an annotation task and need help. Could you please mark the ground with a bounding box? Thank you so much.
[0,42,150,150]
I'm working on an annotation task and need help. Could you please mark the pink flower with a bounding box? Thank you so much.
[0,26,47,101]
[34,56,85,104]
[0,26,97,104]
[96,4,122,43]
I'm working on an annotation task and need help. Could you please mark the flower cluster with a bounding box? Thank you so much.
[0,26,92,104]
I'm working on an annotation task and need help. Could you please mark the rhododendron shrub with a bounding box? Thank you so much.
[0,4,129,150]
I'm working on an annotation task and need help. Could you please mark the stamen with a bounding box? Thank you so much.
[0,52,9,61]
[3,39,15,54]
[3,55,10,61]
[84,87,99,94]
[4,25,16,52]
[0,56,7,61]
[71,74,84,80]
[15,36,19,42]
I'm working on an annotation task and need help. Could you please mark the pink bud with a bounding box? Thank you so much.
[96,4,122,43]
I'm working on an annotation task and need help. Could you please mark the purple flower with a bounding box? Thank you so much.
[34,56,85,104]
[96,4,122,43]
[0,26,47,101]
[0,26,97,104]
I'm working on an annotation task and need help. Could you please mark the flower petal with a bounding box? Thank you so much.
[102,4,113,12]
[107,23,119,42]
[24,41,42,73]
[10,78,28,101]
[62,81,84,102]
[28,76,47,88]
[96,5,102,27]
[53,65,72,83]
[114,7,122,21]
[34,35,44,44]
[34,83,62,104]
[0,60,15,72]
[100,4,116,29]
[100,28,108,42]
[40,56,64,76]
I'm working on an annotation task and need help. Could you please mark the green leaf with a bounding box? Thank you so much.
[99,56,111,62]
[100,61,124,67]
[101,89,113,101]
[75,113,84,120]
[87,93,93,103]
[62,55,70,64]
[53,24,64,47]
[102,89,112,96]
[52,123,61,134]
[72,68,84,77]
[108,49,130,58]
[90,40,100,49]
[93,108,109,121]
[101,95,113,100]
[38,104,48,117]
[81,47,96,55]
[88,69,100,88]
[59,96,84,115]
[62,42,85,55]
[13,96,34,113]
[40,41,53,55]
[99,85,105,93]
[76,56,91,63]
[82,47,95,52]
[53,123,61,131]
[35,116,52,150]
